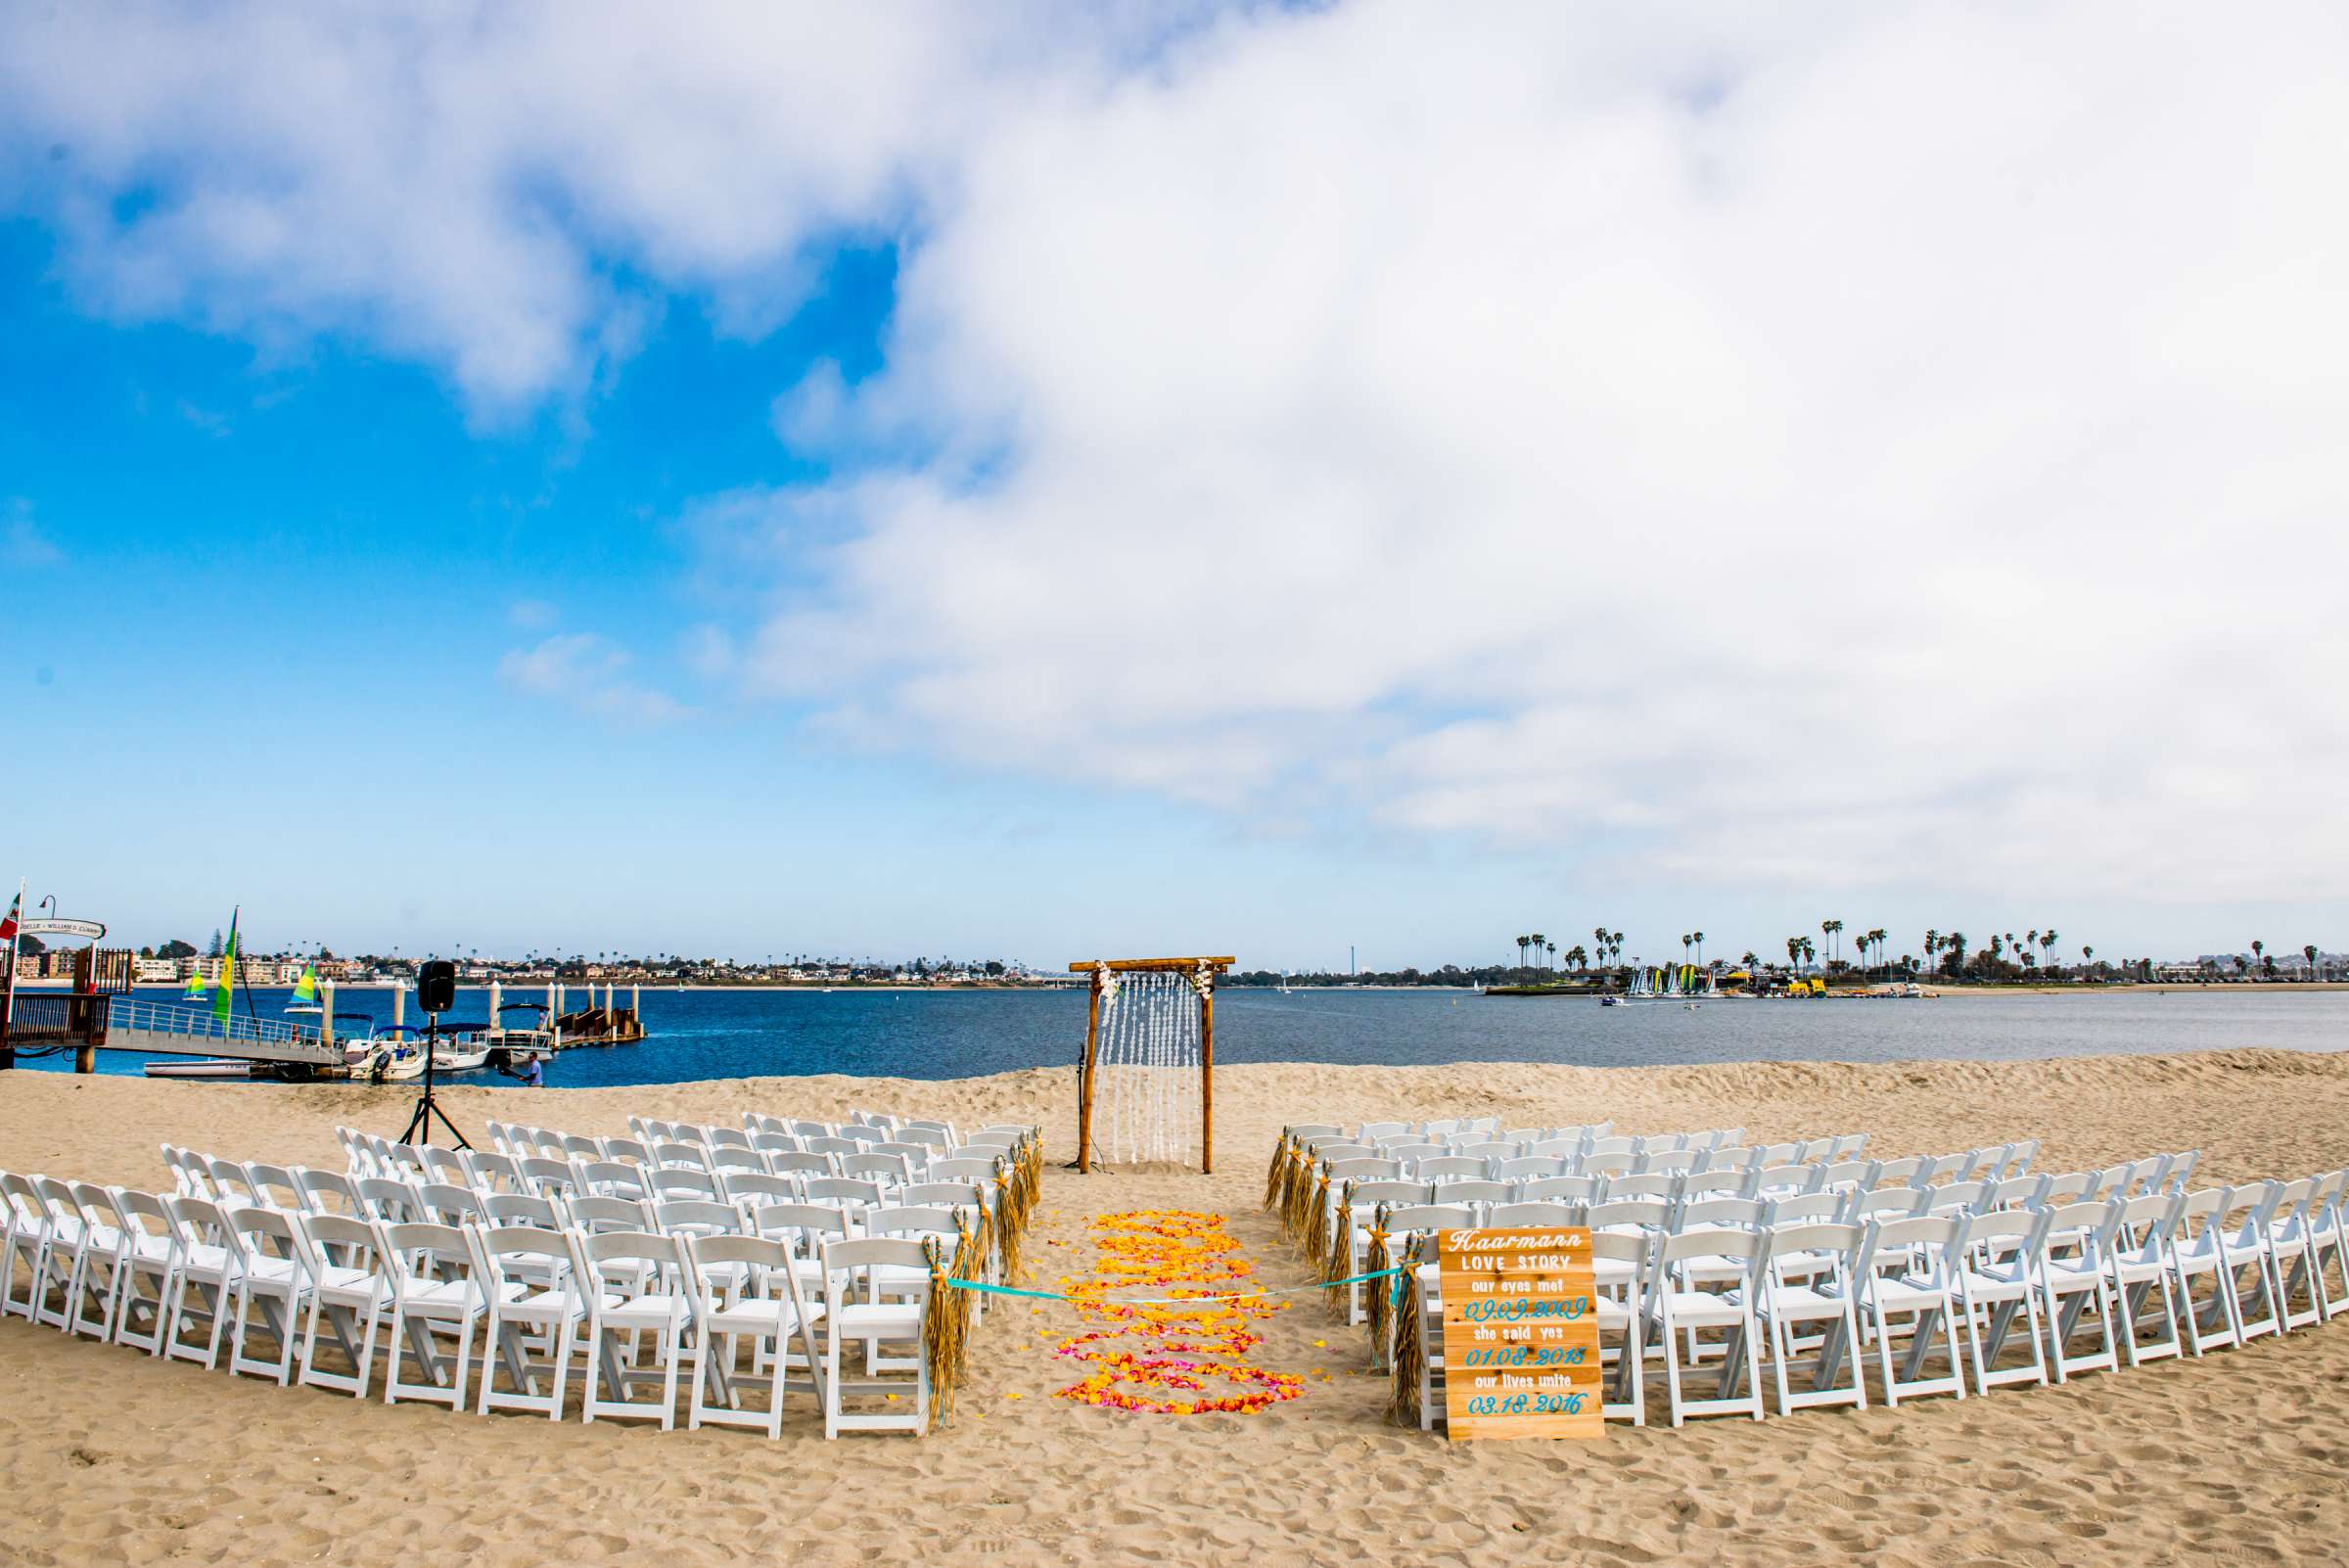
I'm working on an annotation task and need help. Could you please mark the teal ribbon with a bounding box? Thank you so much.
[944,1265,1406,1307]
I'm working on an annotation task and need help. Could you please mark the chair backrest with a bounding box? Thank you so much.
[1516,1175,1603,1204]
[245,1163,308,1211]
[1660,1225,1764,1283]
[1345,1180,1436,1211]
[1493,1156,1568,1181]
[568,1194,656,1233]
[107,1186,175,1249]
[1872,1156,1926,1186]
[1585,1197,1670,1232]
[802,1177,885,1210]
[866,1204,963,1241]
[1767,1220,1860,1279]
[899,1180,986,1211]
[1325,1158,1406,1183]
[1637,1149,1700,1176]
[2040,1171,2095,1205]
[1375,1203,1476,1236]
[707,1128,752,1150]
[1680,1169,1760,1202]
[579,1160,648,1198]
[418,1145,469,1183]
[378,1220,475,1287]
[207,1158,259,1204]
[294,1168,361,1215]
[1957,1206,2050,1268]
[751,1132,803,1158]
[519,1156,576,1195]
[357,1176,424,1222]
[1487,1201,1583,1227]
[752,1202,853,1248]
[462,1150,525,1192]
[1432,1179,1512,1205]
[575,1228,689,1290]
[1753,1163,1819,1196]
[228,1201,308,1267]
[1701,1146,1759,1172]
[803,1136,861,1157]
[603,1137,653,1165]
[470,1222,575,1291]
[1990,1175,2050,1211]
[821,1236,933,1298]
[1814,1159,1879,1192]
[418,1181,487,1225]
[1766,1191,1845,1226]
[842,1153,913,1185]
[711,1146,768,1174]
[483,1191,562,1228]
[2222,1179,2283,1240]
[654,1141,711,1171]
[1605,1173,1678,1203]
[719,1171,800,1209]
[1585,1136,1635,1160]
[650,1168,722,1202]
[767,1151,841,1178]
[299,1210,383,1272]
[681,1232,806,1315]
[1922,1178,1995,1215]
[657,1198,749,1240]
[2044,1199,2119,1255]
[1857,1214,1962,1282]
[1677,1196,1767,1231]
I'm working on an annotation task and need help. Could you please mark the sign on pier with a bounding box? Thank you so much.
[1438,1226,1603,1441]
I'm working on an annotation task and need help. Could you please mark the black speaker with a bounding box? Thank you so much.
[417,959,457,1015]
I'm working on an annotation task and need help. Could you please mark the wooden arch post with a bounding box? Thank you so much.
[1070,956,1233,1175]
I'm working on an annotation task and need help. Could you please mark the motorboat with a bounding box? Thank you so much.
[431,1040,490,1071]
[144,1058,253,1081]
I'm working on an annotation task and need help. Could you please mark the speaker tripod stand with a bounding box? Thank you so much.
[399,1014,472,1147]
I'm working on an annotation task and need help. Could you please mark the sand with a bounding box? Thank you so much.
[4,1047,2347,1568]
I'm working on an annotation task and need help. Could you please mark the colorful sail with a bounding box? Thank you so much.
[213,909,239,1027]
[291,964,318,1005]
[183,967,208,998]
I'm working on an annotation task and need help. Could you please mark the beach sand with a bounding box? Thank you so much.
[4,1048,2347,1568]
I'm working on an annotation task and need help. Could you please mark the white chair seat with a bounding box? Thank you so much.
[1868,1276,1948,1311]
[599,1293,688,1328]
[1658,1287,1748,1324]
[707,1299,821,1335]
[834,1302,922,1336]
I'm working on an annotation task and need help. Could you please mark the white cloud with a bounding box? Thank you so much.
[497,632,684,723]
[507,597,557,630]
[9,3,2348,903]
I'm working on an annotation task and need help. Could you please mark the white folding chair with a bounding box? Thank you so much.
[1853,1215,1967,1405]
[100,1187,180,1355]
[159,1193,241,1367]
[224,1205,315,1385]
[2036,1200,2120,1381]
[573,1229,694,1428]
[1952,1209,2050,1394]
[2168,1188,2244,1355]
[2103,1191,2183,1366]
[378,1220,488,1410]
[472,1224,588,1419]
[819,1236,931,1437]
[296,1212,389,1397]
[682,1232,827,1438]
[1652,1229,1765,1425]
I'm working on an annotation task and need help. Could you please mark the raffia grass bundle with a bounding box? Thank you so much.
[1321,1190,1356,1313]
[1362,1217,1396,1353]
[1387,1234,1426,1429]
[1265,1131,1292,1212]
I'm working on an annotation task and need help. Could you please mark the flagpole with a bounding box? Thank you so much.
[3,877,23,1036]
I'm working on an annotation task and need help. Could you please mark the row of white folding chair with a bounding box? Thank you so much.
[1395,1185,2334,1432]
[480,1123,941,1174]
[4,1171,956,1436]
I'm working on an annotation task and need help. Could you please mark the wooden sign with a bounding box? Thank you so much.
[1438,1226,1603,1440]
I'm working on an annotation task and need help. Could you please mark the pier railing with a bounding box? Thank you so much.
[106,996,328,1048]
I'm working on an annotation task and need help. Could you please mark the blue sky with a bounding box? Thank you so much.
[3,4,2345,968]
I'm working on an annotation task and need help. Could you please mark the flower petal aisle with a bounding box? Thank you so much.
[1053,1211,1306,1415]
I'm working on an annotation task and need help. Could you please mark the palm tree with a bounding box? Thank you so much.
[1800,936,1816,973]
[1545,941,1557,970]
[1565,944,1587,973]
[1610,932,1625,967]
[2251,939,2264,978]
[1693,930,1706,967]
[2081,944,2093,972]
[2040,929,2058,975]
[1516,935,1530,972]
[2305,943,2319,981]
[1786,935,1803,974]
[1531,933,1546,975]
[1821,918,1842,970]
[1740,950,1757,970]
[1681,933,1692,971]
[1945,931,1967,975]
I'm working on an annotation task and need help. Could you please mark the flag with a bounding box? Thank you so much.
[214,908,239,1027]
[0,889,18,947]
